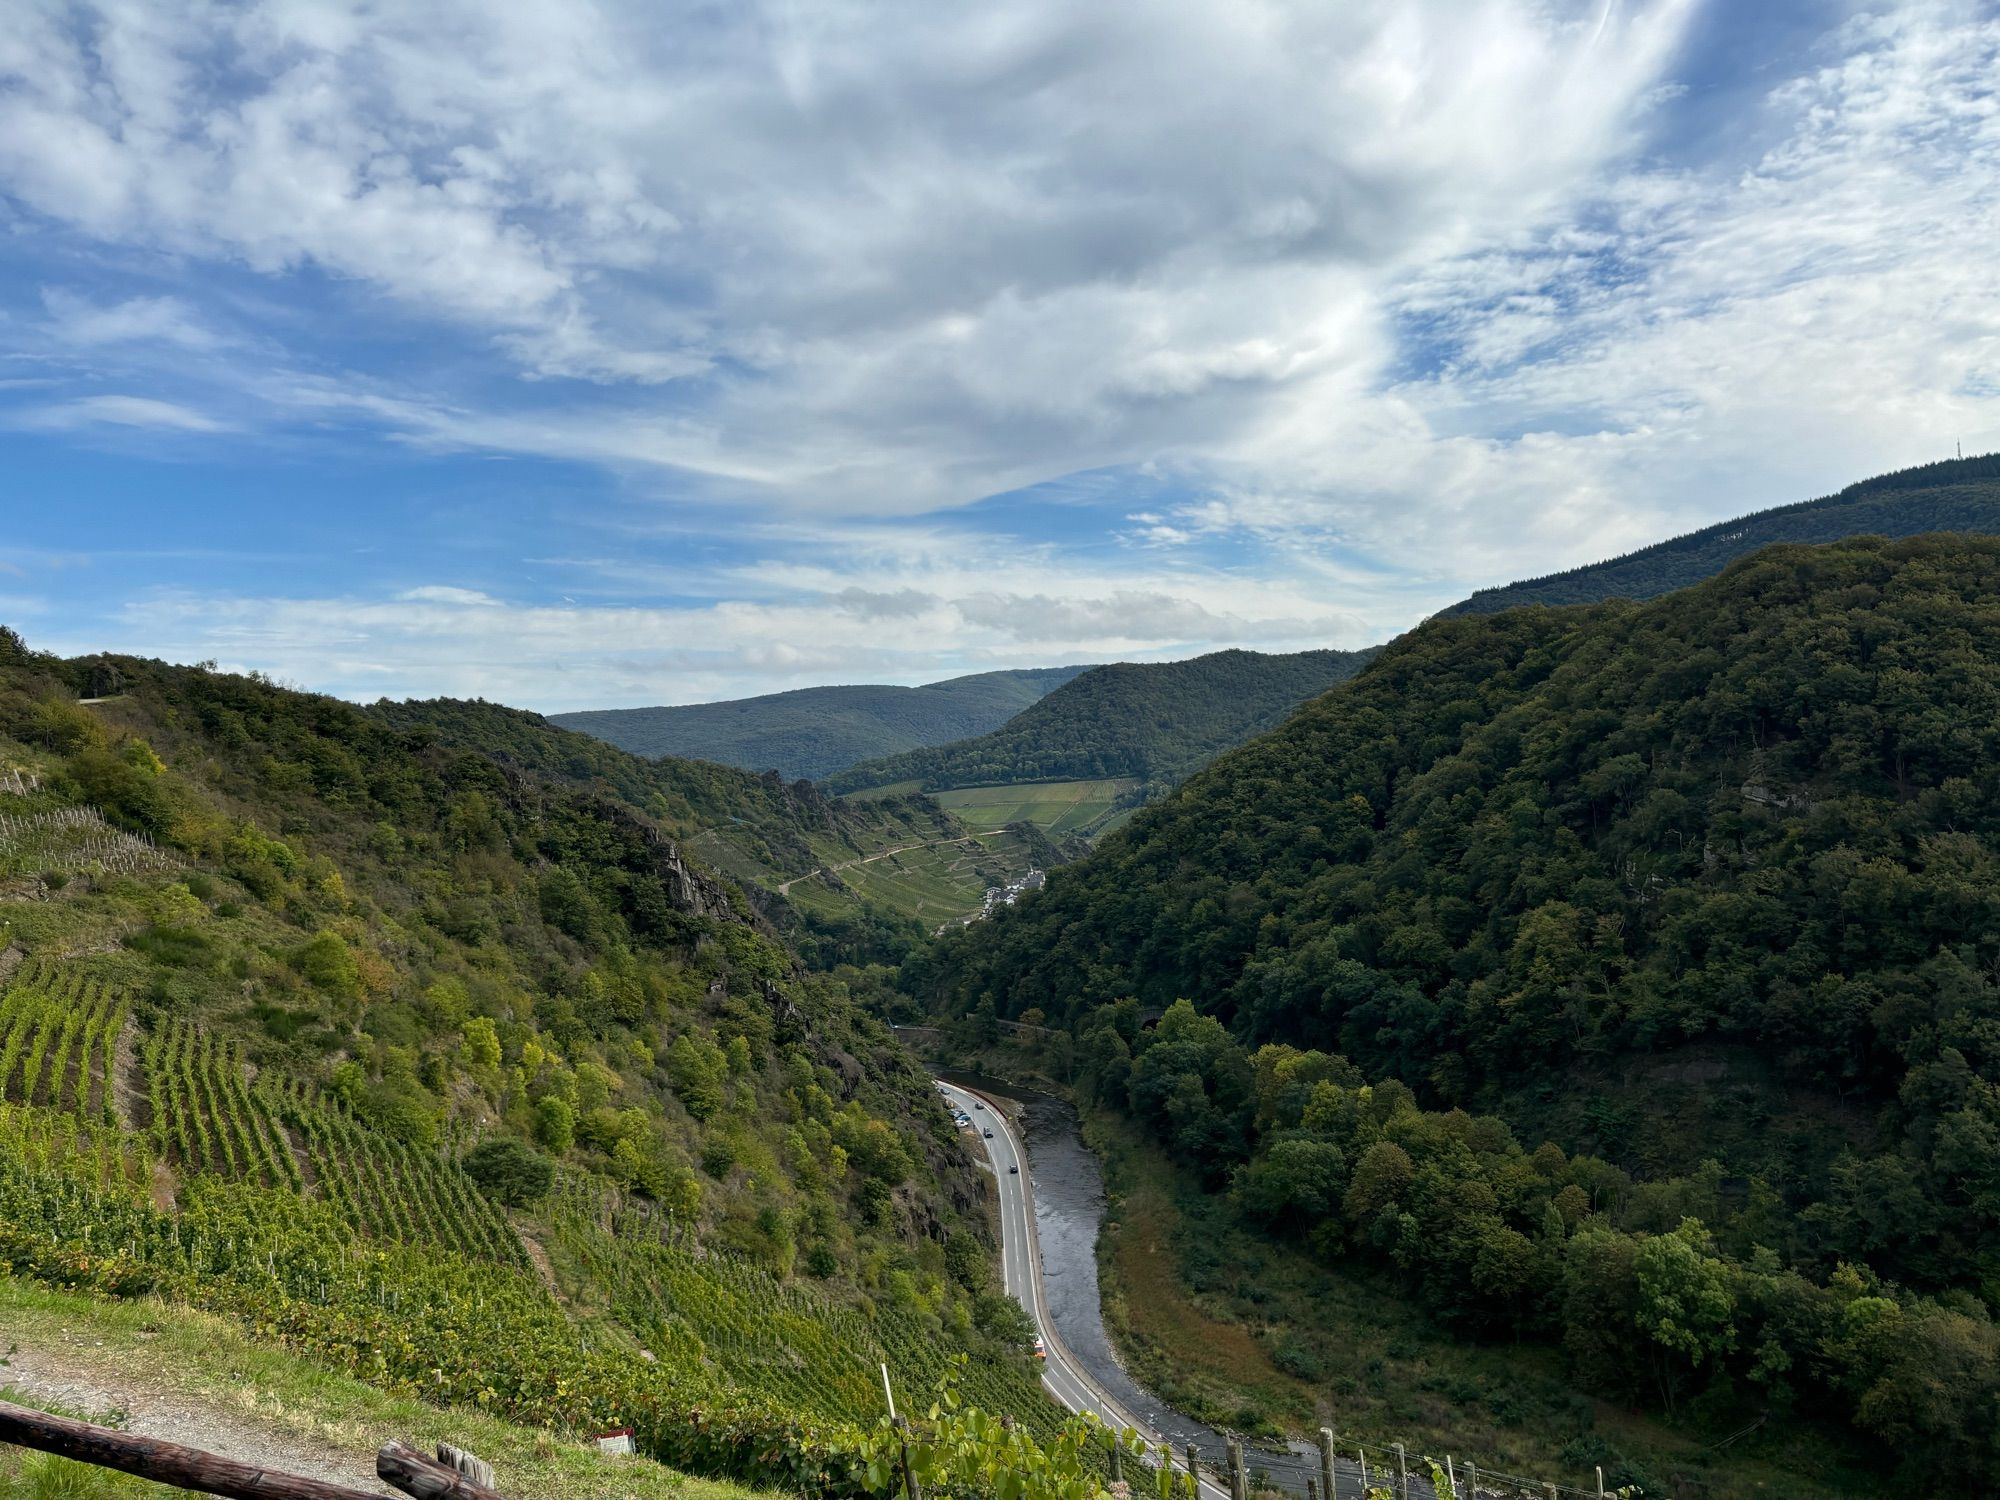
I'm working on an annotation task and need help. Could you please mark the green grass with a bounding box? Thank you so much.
[0,1280,771,1500]
[932,780,1138,840]
[781,827,1043,929]
[695,799,1050,929]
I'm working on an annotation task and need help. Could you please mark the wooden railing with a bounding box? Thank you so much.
[0,1396,506,1499]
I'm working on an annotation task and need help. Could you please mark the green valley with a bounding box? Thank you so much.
[910,534,2000,1495]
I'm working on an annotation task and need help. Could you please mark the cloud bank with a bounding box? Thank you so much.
[5,1,2000,704]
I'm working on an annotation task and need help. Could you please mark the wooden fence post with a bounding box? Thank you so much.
[377,1442,509,1499]
[0,1396,403,1500]
[1307,1479,1318,1500]
[1109,1435,1123,1484]
[894,1416,925,1500]
[1317,1427,1336,1500]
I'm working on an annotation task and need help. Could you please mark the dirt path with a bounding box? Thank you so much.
[2,1340,398,1495]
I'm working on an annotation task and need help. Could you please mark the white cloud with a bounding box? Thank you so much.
[14,394,228,432]
[64,525,1417,708]
[8,1,2000,707]
[0,0,1699,517]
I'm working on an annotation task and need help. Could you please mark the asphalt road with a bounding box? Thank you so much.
[937,1079,1436,1500]
[938,1080,1233,1500]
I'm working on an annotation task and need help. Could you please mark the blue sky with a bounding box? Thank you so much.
[3,0,1997,710]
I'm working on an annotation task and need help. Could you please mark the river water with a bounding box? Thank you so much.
[937,1069,1351,1496]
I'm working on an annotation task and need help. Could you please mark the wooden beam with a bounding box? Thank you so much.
[0,1396,385,1500]
[376,1441,507,1500]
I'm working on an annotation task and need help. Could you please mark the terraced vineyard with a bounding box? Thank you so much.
[143,1019,300,1189]
[0,976,1073,1498]
[135,1012,526,1268]
[547,1177,1067,1443]
[0,959,126,1122]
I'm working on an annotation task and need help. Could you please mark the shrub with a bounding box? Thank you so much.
[463,1137,554,1207]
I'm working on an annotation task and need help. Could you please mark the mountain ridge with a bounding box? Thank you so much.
[824,647,1378,804]
[1441,451,2000,615]
[551,665,1090,780]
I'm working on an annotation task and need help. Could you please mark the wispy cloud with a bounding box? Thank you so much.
[14,394,229,433]
[5,2,2000,705]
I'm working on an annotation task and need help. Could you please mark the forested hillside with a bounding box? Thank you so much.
[825,648,1376,802]
[1443,452,2000,615]
[551,666,1087,781]
[368,696,1040,962]
[0,630,1062,1491]
[913,536,2000,1476]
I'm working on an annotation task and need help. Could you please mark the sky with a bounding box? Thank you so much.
[3,0,1998,711]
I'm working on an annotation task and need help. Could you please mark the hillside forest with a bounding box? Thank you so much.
[826,648,1376,803]
[912,535,2000,1483]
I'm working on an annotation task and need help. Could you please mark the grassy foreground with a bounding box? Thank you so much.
[0,1278,767,1500]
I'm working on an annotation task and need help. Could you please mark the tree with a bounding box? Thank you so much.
[1635,1218,1736,1409]
[1236,1139,1346,1226]
[535,1094,576,1153]
[463,1137,553,1207]
[669,1033,727,1120]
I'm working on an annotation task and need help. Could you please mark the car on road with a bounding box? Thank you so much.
[974,1102,984,1110]
[983,1129,993,1138]
[1008,1164,1019,1174]
[1032,1337,1046,1361]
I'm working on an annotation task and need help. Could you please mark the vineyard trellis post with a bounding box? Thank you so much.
[1226,1436,1246,1500]
[1393,1442,1408,1500]
[1317,1427,1335,1500]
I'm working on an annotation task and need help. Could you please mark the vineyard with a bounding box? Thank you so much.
[0,806,180,878]
[0,955,1090,1498]
[547,1176,1063,1440]
[137,1016,525,1269]
[0,1061,1090,1499]
[0,959,125,1122]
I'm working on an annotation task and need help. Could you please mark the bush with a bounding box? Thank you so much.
[463,1137,554,1207]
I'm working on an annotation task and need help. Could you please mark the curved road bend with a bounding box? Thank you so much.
[939,1082,1429,1500]
[938,1080,1231,1500]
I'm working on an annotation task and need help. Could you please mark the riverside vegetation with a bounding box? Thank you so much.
[0,630,1150,1500]
[912,535,2000,1492]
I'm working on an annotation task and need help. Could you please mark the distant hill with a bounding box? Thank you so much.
[1440,452,2000,615]
[549,665,1088,781]
[369,696,1051,962]
[823,647,1377,798]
